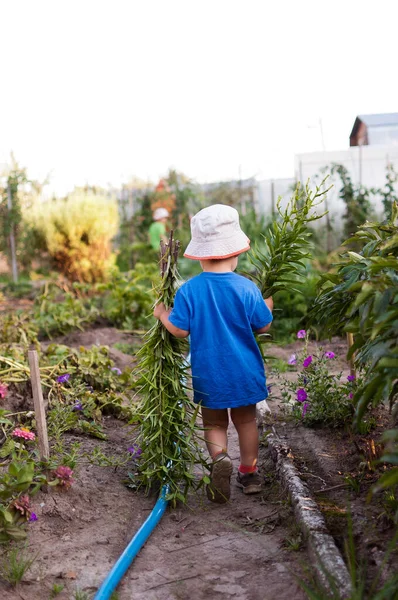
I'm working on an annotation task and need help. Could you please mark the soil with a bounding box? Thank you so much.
[0,328,396,599]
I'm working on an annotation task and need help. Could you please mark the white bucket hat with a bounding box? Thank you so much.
[184,204,250,260]
[153,207,169,221]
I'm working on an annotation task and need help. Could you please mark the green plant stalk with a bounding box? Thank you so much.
[246,179,329,297]
[133,232,209,504]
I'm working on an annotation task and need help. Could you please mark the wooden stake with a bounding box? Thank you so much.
[28,350,49,461]
[346,332,356,378]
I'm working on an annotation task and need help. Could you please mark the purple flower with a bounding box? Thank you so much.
[297,388,307,402]
[349,392,354,399]
[29,512,38,522]
[347,375,356,382]
[303,377,308,385]
[73,402,83,411]
[303,356,313,368]
[325,351,335,359]
[111,367,122,376]
[128,444,142,459]
[57,373,70,384]
[302,402,309,417]
[287,354,297,365]
[297,330,306,339]
[267,385,272,395]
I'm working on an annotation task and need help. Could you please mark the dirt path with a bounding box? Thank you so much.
[1,421,307,600]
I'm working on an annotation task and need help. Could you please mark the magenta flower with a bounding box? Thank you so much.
[111,367,122,376]
[302,402,309,417]
[57,373,70,384]
[303,356,313,368]
[128,444,142,459]
[29,512,38,522]
[297,330,306,339]
[0,383,8,399]
[325,351,335,359]
[297,388,307,402]
[287,354,297,365]
[347,375,356,382]
[349,392,354,399]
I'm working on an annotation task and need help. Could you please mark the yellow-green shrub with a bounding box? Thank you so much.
[26,191,119,282]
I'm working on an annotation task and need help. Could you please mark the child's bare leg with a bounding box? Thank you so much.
[231,405,258,468]
[201,407,229,459]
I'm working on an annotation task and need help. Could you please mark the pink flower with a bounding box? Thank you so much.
[287,354,297,365]
[0,383,7,399]
[302,402,309,417]
[297,330,306,339]
[54,466,74,489]
[297,388,307,402]
[12,428,36,441]
[303,356,313,368]
[324,352,335,359]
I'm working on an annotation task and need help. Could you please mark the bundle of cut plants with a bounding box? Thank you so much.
[132,232,209,504]
[246,179,329,297]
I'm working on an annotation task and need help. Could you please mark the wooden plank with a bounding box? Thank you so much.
[28,350,49,461]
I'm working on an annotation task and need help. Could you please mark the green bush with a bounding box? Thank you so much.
[25,191,119,282]
[99,263,159,330]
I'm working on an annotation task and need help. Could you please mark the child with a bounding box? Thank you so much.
[153,204,273,503]
[149,207,169,250]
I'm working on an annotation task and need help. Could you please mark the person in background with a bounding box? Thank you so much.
[149,207,169,251]
[153,204,273,504]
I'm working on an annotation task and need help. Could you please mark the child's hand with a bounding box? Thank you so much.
[265,296,274,312]
[153,302,166,320]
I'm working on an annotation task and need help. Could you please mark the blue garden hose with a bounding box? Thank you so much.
[95,342,191,598]
[94,485,169,599]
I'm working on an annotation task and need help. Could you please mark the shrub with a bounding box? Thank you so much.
[25,191,118,282]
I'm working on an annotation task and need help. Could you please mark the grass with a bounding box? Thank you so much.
[0,545,37,586]
[50,583,65,597]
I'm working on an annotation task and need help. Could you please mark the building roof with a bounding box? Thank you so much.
[350,113,398,140]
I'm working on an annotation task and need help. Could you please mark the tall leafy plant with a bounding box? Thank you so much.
[311,203,398,498]
[132,233,208,503]
[246,179,328,297]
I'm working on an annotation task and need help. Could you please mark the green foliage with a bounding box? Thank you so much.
[50,583,65,598]
[132,233,209,503]
[246,179,328,298]
[99,264,159,329]
[310,203,398,495]
[380,163,398,221]
[0,156,28,269]
[0,456,47,542]
[330,164,375,242]
[0,545,36,585]
[271,267,321,343]
[0,312,38,346]
[25,190,119,282]
[33,284,100,338]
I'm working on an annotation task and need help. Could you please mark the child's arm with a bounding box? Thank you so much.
[153,302,190,339]
[255,297,274,334]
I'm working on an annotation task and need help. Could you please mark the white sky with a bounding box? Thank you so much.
[1,0,398,195]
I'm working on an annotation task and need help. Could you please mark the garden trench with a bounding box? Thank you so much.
[1,327,396,599]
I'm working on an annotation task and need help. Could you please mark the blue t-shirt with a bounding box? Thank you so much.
[169,272,273,409]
